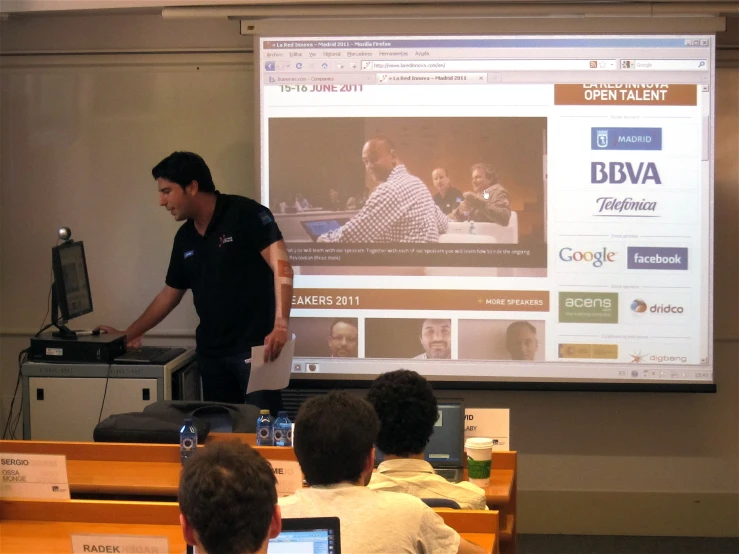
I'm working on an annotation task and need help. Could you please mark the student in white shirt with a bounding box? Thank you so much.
[367,369,488,510]
[279,391,485,554]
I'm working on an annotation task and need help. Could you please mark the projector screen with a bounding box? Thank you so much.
[258,34,715,390]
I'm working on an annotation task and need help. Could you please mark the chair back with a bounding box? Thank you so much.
[421,498,461,509]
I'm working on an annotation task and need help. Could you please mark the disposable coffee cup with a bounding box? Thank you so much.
[465,437,493,487]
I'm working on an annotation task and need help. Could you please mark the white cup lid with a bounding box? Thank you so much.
[465,437,494,449]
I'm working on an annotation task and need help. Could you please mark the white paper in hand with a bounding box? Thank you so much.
[247,339,295,394]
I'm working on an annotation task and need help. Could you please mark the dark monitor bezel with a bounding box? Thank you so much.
[273,517,341,553]
[51,240,93,322]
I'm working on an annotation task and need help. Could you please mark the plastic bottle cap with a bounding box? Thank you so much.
[259,409,270,415]
[277,411,288,417]
[184,417,193,424]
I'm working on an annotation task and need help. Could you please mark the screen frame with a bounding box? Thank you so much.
[256,32,717,394]
[51,240,93,322]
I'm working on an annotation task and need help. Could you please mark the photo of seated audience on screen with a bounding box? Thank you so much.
[269,117,547,276]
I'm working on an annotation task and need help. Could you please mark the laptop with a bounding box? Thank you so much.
[300,218,349,241]
[375,400,466,483]
[268,517,341,554]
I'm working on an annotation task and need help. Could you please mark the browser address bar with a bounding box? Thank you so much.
[366,59,616,71]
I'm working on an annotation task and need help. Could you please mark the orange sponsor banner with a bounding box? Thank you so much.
[558,343,619,360]
[554,84,697,106]
[292,289,549,312]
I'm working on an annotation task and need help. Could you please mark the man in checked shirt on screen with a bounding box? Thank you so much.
[317,137,449,242]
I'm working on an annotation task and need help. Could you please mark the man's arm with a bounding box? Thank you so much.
[480,185,511,226]
[260,239,293,362]
[318,185,401,242]
[434,204,450,235]
[98,285,185,347]
[456,538,487,554]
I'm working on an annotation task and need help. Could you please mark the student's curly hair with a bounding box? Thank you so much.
[366,369,438,456]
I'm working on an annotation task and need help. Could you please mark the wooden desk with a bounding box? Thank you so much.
[0,499,497,554]
[0,439,516,553]
[0,438,295,497]
[436,508,500,554]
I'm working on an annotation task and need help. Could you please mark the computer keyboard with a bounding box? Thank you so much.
[435,468,462,483]
[114,346,186,364]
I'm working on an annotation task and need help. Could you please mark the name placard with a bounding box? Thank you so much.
[464,408,510,451]
[269,459,302,496]
[0,452,70,500]
[71,534,169,554]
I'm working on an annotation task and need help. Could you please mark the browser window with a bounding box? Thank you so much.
[258,35,714,389]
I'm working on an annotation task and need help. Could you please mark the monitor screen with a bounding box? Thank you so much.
[259,34,715,391]
[51,240,93,321]
[425,402,465,466]
[268,517,340,554]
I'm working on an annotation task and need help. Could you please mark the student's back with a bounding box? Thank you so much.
[279,484,459,554]
[284,390,485,554]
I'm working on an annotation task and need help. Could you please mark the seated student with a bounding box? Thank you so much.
[367,369,487,510]
[279,391,486,554]
[179,442,281,554]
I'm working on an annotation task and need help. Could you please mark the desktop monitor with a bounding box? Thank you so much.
[51,240,93,323]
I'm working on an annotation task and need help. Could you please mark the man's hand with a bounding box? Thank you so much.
[263,324,288,363]
[95,325,142,348]
[462,191,485,208]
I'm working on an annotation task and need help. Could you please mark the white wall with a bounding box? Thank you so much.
[0,13,737,536]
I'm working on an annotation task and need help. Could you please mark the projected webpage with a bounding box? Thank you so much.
[258,35,714,386]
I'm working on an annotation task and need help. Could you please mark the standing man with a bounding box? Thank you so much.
[450,163,511,226]
[99,151,293,412]
[318,137,448,242]
[414,318,452,360]
[431,168,463,215]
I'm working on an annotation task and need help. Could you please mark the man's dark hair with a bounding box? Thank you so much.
[329,318,358,335]
[152,151,216,193]
[179,442,277,554]
[506,320,536,342]
[367,369,438,457]
[294,391,379,486]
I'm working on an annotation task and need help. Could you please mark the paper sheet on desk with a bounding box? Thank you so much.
[246,339,295,394]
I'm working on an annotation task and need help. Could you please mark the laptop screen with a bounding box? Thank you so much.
[375,400,465,468]
[300,219,348,241]
[424,401,465,467]
[268,517,340,554]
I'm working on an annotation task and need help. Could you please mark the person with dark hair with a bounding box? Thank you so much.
[432,168,463,214]
[450,162,511,225]
[327,318,358,357]
[506,320,539,361]
[366,370,487,510]
[99,151,293,412]
[415,318,452,360]
[179,442,281,554]
[279,391,485,554]
[317,137,449,242]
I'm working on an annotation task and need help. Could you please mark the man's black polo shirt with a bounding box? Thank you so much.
[433,186,464,215]
[166,192,282,358]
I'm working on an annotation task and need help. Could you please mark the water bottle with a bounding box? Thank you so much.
[273,411,293,447]
[256,409,274,446]
[180,417,198,465]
